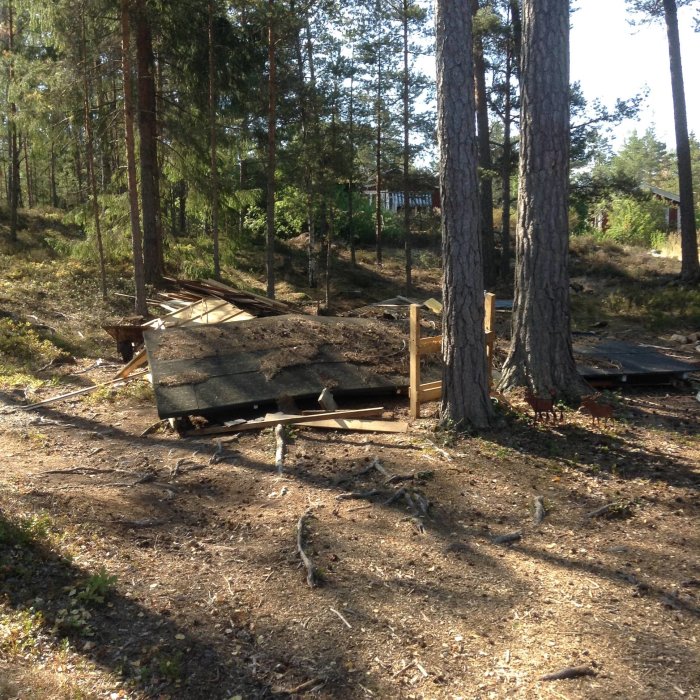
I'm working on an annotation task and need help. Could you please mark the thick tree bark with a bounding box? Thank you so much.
[82,19,108,301]
[374,0,383,267]
[436,0,494,430]
[499,9,515,281]
[208,0,220,279]
[8,0,19,240]
[402,0,412,293]
[499,0,584,401]
[348,61,357,267]
[662,0,699,281]
[471,0,495,288]
[134,0,163,284]
[121,0,147,316]
[266,0,277,299]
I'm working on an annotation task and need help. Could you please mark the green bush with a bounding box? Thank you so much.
[603,195,666,248]
[0,319,62,368]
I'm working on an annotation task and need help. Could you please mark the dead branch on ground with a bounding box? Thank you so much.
[296,509,318,588]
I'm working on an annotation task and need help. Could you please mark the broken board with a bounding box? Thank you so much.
[576,341,699,386]
[144,315,415,418]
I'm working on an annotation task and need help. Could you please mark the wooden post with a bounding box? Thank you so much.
[409,304,421,419]
[484,292,495,333]
[484,292,496,387]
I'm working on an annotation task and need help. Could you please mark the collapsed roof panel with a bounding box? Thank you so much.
[144,315,420,419]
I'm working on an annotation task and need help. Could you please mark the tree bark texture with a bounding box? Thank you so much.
[662,0,699,281]
[8,0,19,240]
[208,0,220,279]
[471,0,495,288]
[266,0,277,299]
[402,0,412,293]
[135,0,163,284]
[499,0,584,400]
[121,0,147,316]
[436,0,494,430]
[82,19,108,301]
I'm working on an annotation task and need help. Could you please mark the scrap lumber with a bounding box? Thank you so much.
[114,348,148,379]
[182,407,386,436]
[19,370,148,411]
[294,418,408,433]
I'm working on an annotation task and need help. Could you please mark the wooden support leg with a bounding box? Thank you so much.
[409,304,421,419]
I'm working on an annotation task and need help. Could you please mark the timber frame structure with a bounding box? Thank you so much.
[409,293,496,419]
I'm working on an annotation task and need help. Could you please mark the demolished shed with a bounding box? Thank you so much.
[144,314,417,419]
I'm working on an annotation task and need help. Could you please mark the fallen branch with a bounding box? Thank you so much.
[385,473,415,485]
[274,424,286,474]
[585,501,633,520]
[296,509,318,588]
[329,607,352,629]
[533,495,546,525]
[539,666,596,681]
[17,370,148,411]
[492,530,522,545]
[336,489,385,501]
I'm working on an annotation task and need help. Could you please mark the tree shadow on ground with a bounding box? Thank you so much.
[0,505,356,699]
[481,414,699,493]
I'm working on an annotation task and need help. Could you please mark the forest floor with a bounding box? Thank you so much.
[0,216,699,700]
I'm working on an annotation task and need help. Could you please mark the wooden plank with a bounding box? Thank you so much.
[294,418,409,433]
[409,305,420,419]
[484,292,496,333]
[114,347,148,379]
[418,385,442,402]
[19,370,148,410]
[423,297,443,314]
[183,407,386,436]
[420,380,442,391]
[418,335,442,355]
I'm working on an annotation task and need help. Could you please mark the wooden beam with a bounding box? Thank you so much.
[183,407,386,436]
[114,348,148,379]
[294,418,408,433]
[19,370,149,410]
[409,304,421,419]
[418,336,442,355]
[418,383,442,402]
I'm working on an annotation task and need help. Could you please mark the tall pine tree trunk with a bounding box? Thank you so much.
[82,19,108,300]
[499,16,514,280]
[121,0,147,316]
[499,0,584,400]
[208,0,220,279]
[436,0,493,430]
[134,0,163,284]
[471,0,495,288]
[7,0,19,240]
[266,0,277,299]
[402,0,412,293]
[662,0,699,281]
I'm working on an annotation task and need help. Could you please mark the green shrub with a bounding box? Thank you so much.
[603,195,666,247]
[0,319,62,368]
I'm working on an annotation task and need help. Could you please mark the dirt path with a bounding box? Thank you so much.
[1,369,698,699]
